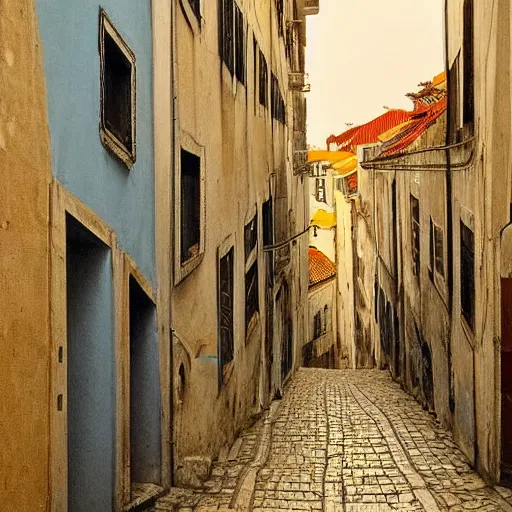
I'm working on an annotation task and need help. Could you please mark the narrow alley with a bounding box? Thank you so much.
[154,369,512,512]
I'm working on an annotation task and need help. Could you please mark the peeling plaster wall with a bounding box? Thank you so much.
[0,1,52,509]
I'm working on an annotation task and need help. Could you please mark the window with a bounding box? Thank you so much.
[313,307,328,340]
[335,178,343,193]
[460,220,475,329]
[219,0,245,84]
[259,50,268,107]
[180,149,201,264]
[275,0,284,37]
[434,225,444,277]
[463,0,474,127]
[410,195,420,277]
[316,178,326,202]
[244,214,258,261]
[271,74,286,124]
[188,0,201,22]
[262,198,274,281]
[218,0,234,74]
[429,218,445,282]
[99,9,136,167]
[448,53,462,142]
[218,247,235,387]
[245,214,259,335]
[245,261,259,335]
[234,3,245,85]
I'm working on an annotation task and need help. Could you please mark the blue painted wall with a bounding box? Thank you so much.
[36,0,155,285]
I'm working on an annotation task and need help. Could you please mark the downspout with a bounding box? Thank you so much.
[444,0,455,415]
[170,0,178,484]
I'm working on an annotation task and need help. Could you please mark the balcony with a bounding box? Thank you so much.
[289,72,311,93]
[301,0,319,16]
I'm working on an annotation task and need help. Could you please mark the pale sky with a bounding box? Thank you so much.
[305,0,445,148]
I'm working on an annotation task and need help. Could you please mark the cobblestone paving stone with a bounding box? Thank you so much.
[153,369,512,511]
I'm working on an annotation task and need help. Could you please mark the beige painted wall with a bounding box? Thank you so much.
[0,1,52,509]
[171,0,310,471]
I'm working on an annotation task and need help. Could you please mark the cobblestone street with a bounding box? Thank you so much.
[154,369,512,511]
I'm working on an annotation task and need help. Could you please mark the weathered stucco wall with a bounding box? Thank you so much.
[307,278,338,367]
[335,191,356,368]
[171,0,307,474]
[0,1,52,509]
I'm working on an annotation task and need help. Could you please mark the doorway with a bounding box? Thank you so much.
[129,276,162,495]
[501,278,512,482]
[66,214,115,512]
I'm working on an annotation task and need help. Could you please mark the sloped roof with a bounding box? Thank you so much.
[326,109,411,152]
[379,97,447,158]
[309,247,336,287]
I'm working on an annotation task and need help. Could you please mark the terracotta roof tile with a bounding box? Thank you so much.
[327,110,411,153]
[309,247,336,287]
[379,98,446,158]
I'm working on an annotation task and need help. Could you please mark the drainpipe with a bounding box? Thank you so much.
[444,0,455,415]
[169,0,179,485]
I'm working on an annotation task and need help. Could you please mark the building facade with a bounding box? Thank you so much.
[170,0,315,487]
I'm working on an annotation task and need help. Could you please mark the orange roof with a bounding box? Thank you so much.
[379,97,447,158]
[309,247,336,287]
[327,109,411,152]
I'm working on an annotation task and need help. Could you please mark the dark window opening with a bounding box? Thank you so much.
[234,3,246,85]
[245,261,259,334]
[448,54,461,142]
[463,0,474,127]
[271,73,286,124]
[218,0,234,74]
[263,198,274,282]
[218,248,234,387]
[316,178,326,203]
[259,50,268,107]
[244,214,258,261]
[434,224,444,277]
[275,0,284,37]
[188,0,201,22]
[411,195,420,277]
[100,10,135,164]
[460,220,475,329]
[180,149,201,264]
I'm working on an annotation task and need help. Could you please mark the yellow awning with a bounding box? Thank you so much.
[311,209,336,229]
[308,150,354,163]
[331,155,358,175]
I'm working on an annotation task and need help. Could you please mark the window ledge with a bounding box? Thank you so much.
[175,251,204,285]
[100,128,135,168]
[179,0,201,34]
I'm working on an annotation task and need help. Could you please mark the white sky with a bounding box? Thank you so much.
[305,0,445,148]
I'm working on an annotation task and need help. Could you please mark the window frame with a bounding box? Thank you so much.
[316,178,326,203]
[217,237,235,390]
[428,217,446,293]
[174,131,206,284]
[99,8,136,168]
[234,2,246,85]
[460,218,475,330]
[410,194,420,278]
[259,49,268,108]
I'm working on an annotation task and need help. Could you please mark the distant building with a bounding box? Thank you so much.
[305,247,338,368]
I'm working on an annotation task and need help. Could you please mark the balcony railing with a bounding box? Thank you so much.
[289,72,311,93]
